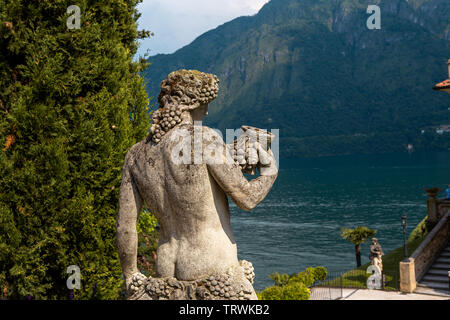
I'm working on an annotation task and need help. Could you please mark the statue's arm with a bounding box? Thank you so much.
[204,129,278,211]
[212,167,277,212]
[116,153,143,289]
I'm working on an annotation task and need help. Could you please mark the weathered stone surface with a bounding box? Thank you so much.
[400,259,416,293]
[128,260,256,300]
[116,70,278,300]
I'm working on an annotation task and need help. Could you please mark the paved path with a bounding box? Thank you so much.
[310,287,449,300]
[342,289,449,300]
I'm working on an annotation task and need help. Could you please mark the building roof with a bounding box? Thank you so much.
[433,79,450,92]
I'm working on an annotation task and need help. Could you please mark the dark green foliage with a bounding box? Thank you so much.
[268,272,290,287]
[311,266,327,282]
[259,281,310,300]
[274,282,310,300]
[257,285,284,300]
[136,210,158,278]
[258,266,327,300]
[287,266,328,287]
[408,216,430,241]
[0,0,151,299]
[144,0,450,158]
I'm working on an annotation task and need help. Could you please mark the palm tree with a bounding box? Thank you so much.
[341,226,377,267]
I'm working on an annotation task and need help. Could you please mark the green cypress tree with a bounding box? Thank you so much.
[0,0,151,299]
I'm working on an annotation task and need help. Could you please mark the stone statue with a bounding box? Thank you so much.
[369,238,384,272]
[116,70,278,300]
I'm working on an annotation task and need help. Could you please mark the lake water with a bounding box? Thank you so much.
[229,151,450,291]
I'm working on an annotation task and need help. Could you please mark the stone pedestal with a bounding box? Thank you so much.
[399,258,416,293]
[427,198,438,225]
[128,260,256,300]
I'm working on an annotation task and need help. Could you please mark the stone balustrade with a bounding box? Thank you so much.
[400,211,449,293]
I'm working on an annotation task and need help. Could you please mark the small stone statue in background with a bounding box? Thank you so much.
[116,70,278,300]
[369,238,384,272]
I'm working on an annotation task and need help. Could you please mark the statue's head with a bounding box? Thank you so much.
[158,70,219,108]
[148,70,220,144]
[371,238,378,245]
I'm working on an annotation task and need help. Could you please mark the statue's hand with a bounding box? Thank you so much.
[257,146,278,176]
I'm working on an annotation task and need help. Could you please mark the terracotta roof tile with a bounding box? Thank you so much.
[433,79,450,90]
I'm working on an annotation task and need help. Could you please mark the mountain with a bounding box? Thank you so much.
[143,0,450,158]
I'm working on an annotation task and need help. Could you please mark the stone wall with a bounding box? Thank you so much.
[428,198,450,224]
[437,200,450,220]
[400,194,450,293]
[411,212,449,282]
[400,212,449,293]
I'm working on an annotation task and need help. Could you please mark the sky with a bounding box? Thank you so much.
[135,0,270,58]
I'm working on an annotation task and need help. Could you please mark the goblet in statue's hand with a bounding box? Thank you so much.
[257,145,278,176]
[232,125,275,175]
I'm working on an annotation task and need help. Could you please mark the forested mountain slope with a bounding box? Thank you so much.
[144,0,450,157]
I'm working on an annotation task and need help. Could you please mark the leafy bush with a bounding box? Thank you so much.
[259,282,310,300]
[288,269,316,287]
[268,272,290,287]
[280,282,310,300]
[257,286,283,300]
[312,266,327,281]
[258,266,327,300]
[408,216,430,241]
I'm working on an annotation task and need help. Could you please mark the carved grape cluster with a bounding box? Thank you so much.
[240,260,255,284]
[129,273,147,294]
[128,261,255,300]
[145,278,172,299]
[233,136,258,174]
[204,272,236,299]
[201,263,254,300]
[149,106,183,144]
[198,79,219,105]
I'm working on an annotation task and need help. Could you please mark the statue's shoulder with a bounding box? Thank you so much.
[200,126,224,144]
[124,140,146,164]
[167,125,224,144]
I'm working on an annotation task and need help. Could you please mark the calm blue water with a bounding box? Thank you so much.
[230,151,450,291]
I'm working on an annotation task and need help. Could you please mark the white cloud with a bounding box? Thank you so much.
[135,0,270,57]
